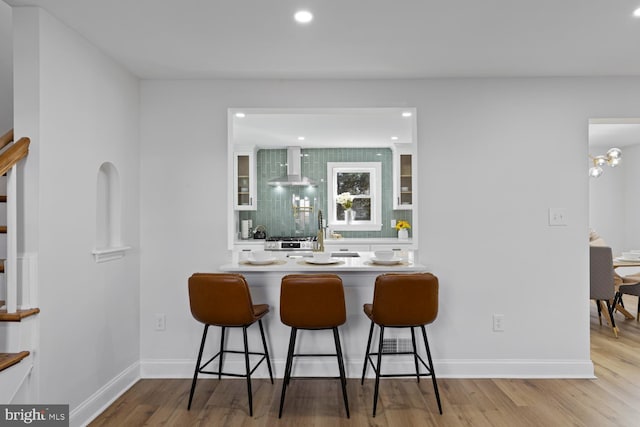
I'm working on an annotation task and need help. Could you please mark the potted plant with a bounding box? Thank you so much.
[336,192,355,223]
[395,220,411,239]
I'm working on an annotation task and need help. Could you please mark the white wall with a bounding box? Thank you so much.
[12,7,140,422]
[0,1,12,131]
[140,78,640,378]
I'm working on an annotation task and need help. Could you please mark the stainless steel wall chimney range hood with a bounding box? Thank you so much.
[268,146,317,187]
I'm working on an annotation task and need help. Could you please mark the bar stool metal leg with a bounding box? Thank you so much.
[332,327,350,418]
[284,328,297,387]
[410,327,420,382]
[279,327,297,418]
[188,324,209,410]
[218,326,226,380]
[421,325,443,414]
[361,321,375,384]
[242,326,253,416]
[258,319,274,383]
[373,325,385,417]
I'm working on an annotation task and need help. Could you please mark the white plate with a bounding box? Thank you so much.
[305,258,341,265]
[246,257,277,265]
[370,257,403,265]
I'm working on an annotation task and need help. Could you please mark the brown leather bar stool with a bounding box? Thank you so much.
[278,274,350,418]
[361,272,442,416]
[187,273,273,416]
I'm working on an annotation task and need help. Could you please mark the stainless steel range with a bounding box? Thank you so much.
[264,236,317,251]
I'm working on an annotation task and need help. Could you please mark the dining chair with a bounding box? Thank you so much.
[590,246,619,337]
[613,272,640,322]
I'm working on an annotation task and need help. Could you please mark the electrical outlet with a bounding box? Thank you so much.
[155,314,166,331]
[493,314,504,332]
[391,219,397,228]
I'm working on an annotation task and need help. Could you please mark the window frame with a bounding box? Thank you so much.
[327,162,382,231]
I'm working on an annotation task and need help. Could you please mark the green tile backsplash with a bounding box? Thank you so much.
[239,147,411,238]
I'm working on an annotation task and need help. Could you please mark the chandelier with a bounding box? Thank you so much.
[589,147,622,178]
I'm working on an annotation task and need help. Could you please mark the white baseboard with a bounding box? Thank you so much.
[140,357,595,379]
[70,362,140,427]
[435,359,595,378]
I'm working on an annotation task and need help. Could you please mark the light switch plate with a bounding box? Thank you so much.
[548,208,568,226]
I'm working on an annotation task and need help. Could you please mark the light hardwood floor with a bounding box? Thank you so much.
[90,296,640,426]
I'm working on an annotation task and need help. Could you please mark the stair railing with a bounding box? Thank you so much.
[0,129,30,313]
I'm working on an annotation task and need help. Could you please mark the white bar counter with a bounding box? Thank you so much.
[217,251,430,379]
[220,250,423,273]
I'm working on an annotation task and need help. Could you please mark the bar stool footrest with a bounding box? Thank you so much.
[199,351,268,378]
[365,352,433,376]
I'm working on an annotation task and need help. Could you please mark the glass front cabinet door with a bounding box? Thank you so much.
[234,150,257,210]
[393,148,413,210]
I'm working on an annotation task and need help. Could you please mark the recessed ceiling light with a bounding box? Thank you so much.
[634,7,640,17]
[402,111,412,117]
[298,136,305,140]
[294,10,313,24]
[391,136,399,140]
[235,112,245,118]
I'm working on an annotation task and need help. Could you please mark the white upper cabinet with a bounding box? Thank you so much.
[393,146,414,210]
[234,149,257,210]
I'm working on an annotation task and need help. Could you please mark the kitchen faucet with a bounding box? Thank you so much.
[316,209,325,252]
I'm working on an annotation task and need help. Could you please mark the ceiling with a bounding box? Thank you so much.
[589,119,640,149]
[4,1,640,149]
[5,0,640,80]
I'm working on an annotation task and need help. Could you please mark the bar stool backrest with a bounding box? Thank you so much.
[188,273,256,326]
[372,273,439,326]
[280,274,346,328]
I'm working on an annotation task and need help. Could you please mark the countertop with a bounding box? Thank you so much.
[219,251,425,273]
[233,237,415,246]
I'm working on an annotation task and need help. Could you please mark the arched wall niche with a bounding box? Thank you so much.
[92,162,129,262]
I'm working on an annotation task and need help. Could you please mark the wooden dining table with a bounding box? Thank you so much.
[612,258,640,319]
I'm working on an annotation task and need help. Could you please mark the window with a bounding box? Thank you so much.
[327,162,382,231]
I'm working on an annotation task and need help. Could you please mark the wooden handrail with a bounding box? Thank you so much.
[0,129,13,150]
[0,137,30,176]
